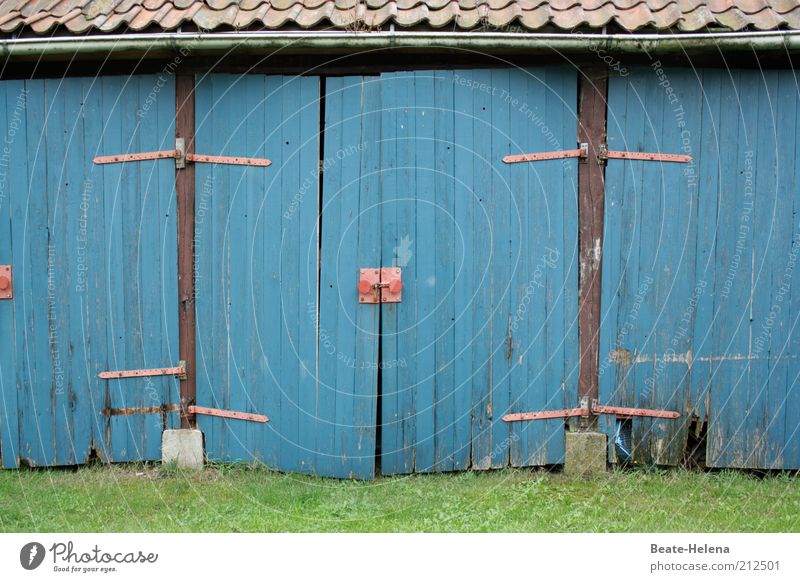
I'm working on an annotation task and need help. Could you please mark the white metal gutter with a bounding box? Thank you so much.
[1,30,800,58]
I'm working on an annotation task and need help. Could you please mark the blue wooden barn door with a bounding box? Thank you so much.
[192,75,364,475]
[601,68,800,469]
[0,76,179,467]
[316,77,381,478]
[375,69,580,474]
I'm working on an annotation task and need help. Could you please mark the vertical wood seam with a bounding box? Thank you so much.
[176,74,196,428]
[577,66,608,427]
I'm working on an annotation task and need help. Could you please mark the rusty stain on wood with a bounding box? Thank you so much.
[100,404,181,417]
[176,74,197,429]
[577,65,608,427]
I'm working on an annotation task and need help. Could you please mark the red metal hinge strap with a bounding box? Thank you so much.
[599,144,691,164]
[503,145,587,164]
[93,150,180,164]
[503,399,680,423]
[93,139,271,167]
[188,405,269,423]
[504,143,691,165]
[592,403,680,419]
[502,407,587,422]
[98,361,187,380]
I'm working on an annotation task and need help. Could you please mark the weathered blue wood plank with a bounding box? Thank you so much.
[351,78,381,479]
[319,76,379,478]
[19,79,54,466]
[542,67,577,465]
[316,76,343,477]
[278,74,303,472]
[83,77,110,462]
[605,68,800,469]
[516,70,551,466]
[262,75,286,470]
[763,70,795,468]
[379,68,578,474]
[488,69,512,469]
[379,72,419,475]
[451,72,474,472]
[297,76,320,474]
[194,74,320,471]
[508,70,535,467]
[785,70,800,469]
[470,69,494,470]
[2,76,177,468]
[690,68,722,425]
[0,81,20,468]
[560,68,580,464]
[412,71,437,473]
[378,71,402,474]
[331,77,361,478]
[598,71,627,450]
[708,70,754,468]
[154,77,181,437]
[601,70,646,458]
[433,70,456,472]
[243,74,266,462]
[62,77,91,465]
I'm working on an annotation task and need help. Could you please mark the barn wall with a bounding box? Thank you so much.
[601,67,800,469]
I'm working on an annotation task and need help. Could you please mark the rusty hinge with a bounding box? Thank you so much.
[188,405,269,423]
[98,360,187,380]
[596,143,691,164]
[94,139,272,168]
[502,398,680,423]
[504,143,690,165]
[0,265,12,300]
[503,143,587,164]
[358,267,402,304]
[100,403,182,417]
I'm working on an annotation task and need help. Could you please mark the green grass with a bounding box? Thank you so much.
[0,465,797,532]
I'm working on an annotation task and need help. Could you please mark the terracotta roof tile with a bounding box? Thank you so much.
[1,0,800,35]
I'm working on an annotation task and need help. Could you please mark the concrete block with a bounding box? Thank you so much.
[162,429,204,470]
[564,431,607,477]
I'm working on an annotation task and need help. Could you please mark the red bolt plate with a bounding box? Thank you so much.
[380,267,402,303]
[358,268,382,304]
[0,265,12,300]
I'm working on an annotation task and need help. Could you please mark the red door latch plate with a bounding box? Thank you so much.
[0,265,12,300]
[358,267,402,304]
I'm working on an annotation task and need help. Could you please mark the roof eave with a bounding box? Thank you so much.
[2,30,800,58]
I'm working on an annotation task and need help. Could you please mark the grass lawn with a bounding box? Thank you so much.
[0,465,798,532]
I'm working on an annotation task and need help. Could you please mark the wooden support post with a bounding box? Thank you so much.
[577,66,608,430]
[176,74,196,428]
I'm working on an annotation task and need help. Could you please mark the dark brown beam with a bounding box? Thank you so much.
[176,74,196,429]
[577,66,608,429]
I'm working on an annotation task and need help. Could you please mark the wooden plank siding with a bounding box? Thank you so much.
[317,76,382,479]
[600,67,800,469]
[193,74,322,470]
[377,68,580,474]
[0,76,179,467]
